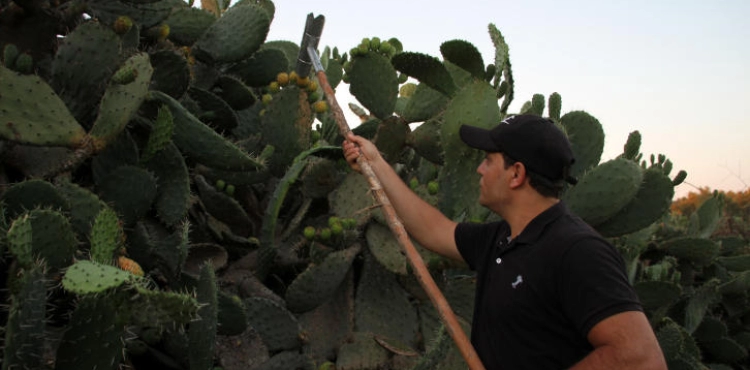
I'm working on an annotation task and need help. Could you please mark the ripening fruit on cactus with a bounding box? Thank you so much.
[319,228,332,241]
[215,179,226,191]
[379,42,395,57]
[277,72,290,86]
[225,184,235,196]
[307,91,321,103]
[313,101,329,113]
[112,67,138,85]
[268,81,280,93]
[307,80,318,93]
[370,37,381,50]
[409,177,419,190]
[343,218,357,229]
[331,223,344,236]
[14,53,32,74]
[114,16,134,35]
[118,256,144,276]
[427,181,439,195]
[296,76,311,88]
[262,94,273,105]
[289,71,299,85]
[328,216,341,228]
[303,226,316,240]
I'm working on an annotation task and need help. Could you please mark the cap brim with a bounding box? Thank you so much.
[459,125,499,152]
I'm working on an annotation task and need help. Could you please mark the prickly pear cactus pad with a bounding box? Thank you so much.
[348,51,399,119]
[440,40,486,80]
[595,167,675,237]
[563,157,644,226]
[3,265,47,370]
[285,244,361,313]
[392,52,458,98]
[439,80,500,220]
[560,110,605,180]
[244,297,302,352]
[62,260,134,294]
[0,65,86,147]
[193,3,271,63]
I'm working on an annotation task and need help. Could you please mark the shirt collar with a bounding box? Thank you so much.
[512,201,568,246]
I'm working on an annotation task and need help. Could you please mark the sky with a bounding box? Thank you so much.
[231,0,749,199]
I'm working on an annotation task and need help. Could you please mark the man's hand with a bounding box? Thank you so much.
[342,132,381,173]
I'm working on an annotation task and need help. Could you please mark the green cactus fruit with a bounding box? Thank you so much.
[348,51,399,119]
[141,105,175,163]
[216,179,227,191]
[0,65,87,147]
[285,244,361,313]
[54,295,127,370]
[150,91,264,171]
[548,92,562,121]
[560,110,605,180]
[595,167,675,237]
[90,207,123,264]
[195,174,252,237]
[399,82,418,97]
[622,130,642,160]
[110,66,138,85]
[563,158,644,226]
[319,228,332,241]
[409,177,419,190]
[193,3,271,63]
[303,226,316,240]
[392,52,458,97]
[3,264,47,370]
[14,52,32,74]
[90,53,153,152]
[189,263,219,370]
[3,43,18,68]
[427,181,439,195]
[113,15,134,35]
[62,260,133,294]
[330,223,344,236]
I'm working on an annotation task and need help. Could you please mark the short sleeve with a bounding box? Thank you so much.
[559,237,643,338]
[455,222,502,271]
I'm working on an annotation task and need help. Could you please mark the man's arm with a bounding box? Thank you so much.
[570,311,667,370]
[343,133,462,261]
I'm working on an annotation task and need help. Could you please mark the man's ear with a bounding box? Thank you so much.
[509,162,527,188]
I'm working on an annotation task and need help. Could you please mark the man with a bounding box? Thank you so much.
[342,115,666,369]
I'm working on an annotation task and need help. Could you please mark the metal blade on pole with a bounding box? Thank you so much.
[298,14,485,370]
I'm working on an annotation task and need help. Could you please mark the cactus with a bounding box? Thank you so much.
[0,2,740,368]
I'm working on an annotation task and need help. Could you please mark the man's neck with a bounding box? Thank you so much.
[502,196,559,240]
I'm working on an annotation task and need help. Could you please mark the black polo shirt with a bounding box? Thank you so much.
[455,201,642,370]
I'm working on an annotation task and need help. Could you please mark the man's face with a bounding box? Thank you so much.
[476,152,512,208]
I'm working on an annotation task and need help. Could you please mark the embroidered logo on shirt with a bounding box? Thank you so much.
[511,275,523,289]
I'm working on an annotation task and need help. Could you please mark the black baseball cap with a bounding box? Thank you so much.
[459,115,577,185]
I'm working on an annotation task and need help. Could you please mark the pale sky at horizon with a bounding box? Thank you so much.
[237,0,749,198]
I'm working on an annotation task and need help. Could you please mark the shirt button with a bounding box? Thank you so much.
[496,258,502,264]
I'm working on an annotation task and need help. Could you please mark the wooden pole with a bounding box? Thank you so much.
[309,47,486,370]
